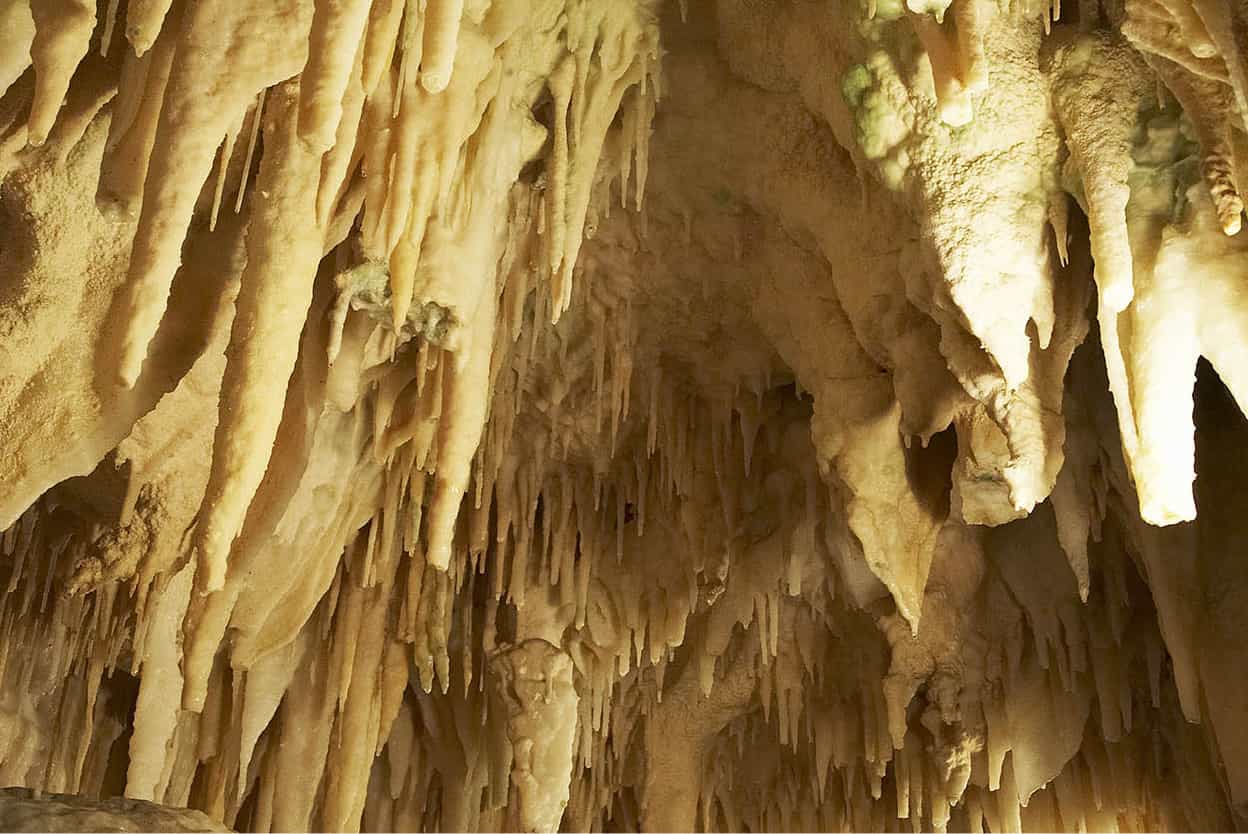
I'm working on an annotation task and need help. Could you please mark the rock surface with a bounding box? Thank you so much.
[0,788,229,832]
[0,0,1246,831]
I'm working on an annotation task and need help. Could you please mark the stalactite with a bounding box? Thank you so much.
[190,81,324,593]
[0,0,1246,832]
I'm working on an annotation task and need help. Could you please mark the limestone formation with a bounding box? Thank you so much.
[0,0,1246,831]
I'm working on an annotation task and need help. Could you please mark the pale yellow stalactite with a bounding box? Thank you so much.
[0,0,35,101]
[545,57,575,311]
[269,650,337,832]
[425,288,497,570]
[421,0,465,94]
[208,114,244,232]
[191,81,324,593]
[233,89,265,214]
[112,0,312,387]
[361,0,405,95]
[27,0,96,147]
[235,632,307,801]
[953,0,990,94]
[124,564,194,801]
[125,0,176,56]
[299,0,374,152]
[315,44,366,227]
[1048,34,1155,518]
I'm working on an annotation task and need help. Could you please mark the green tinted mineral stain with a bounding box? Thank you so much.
[1128,105,1202,225]
[841,56,910,189]
[842,64,873,110]
[335,260,453,343]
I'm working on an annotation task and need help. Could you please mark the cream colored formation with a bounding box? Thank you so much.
[0,0,1246,831]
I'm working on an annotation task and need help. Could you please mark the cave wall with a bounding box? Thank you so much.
[0,0,1247,830]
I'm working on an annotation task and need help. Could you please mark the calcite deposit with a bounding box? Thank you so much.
[0,0,1246,831]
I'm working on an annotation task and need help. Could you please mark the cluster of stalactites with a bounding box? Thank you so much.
[0,0,667,830]
[0,478,1225,831]
[1120,0,1247,235]
[0,309,839,833]
[0,0,661,576]
[1042,18,1248,530]
[2,1,1247,832]
[0,63,825,823]
[856,0,1248,534]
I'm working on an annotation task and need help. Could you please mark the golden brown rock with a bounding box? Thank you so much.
[0,1,1246,832]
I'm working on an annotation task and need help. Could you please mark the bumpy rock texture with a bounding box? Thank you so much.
[0,788,229,832]
[1,0,1248,831]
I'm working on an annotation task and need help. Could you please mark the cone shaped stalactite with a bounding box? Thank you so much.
[0,0,1247,832]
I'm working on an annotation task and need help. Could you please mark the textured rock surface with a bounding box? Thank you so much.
[0,0,1247,831]
[0,788,229,832]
